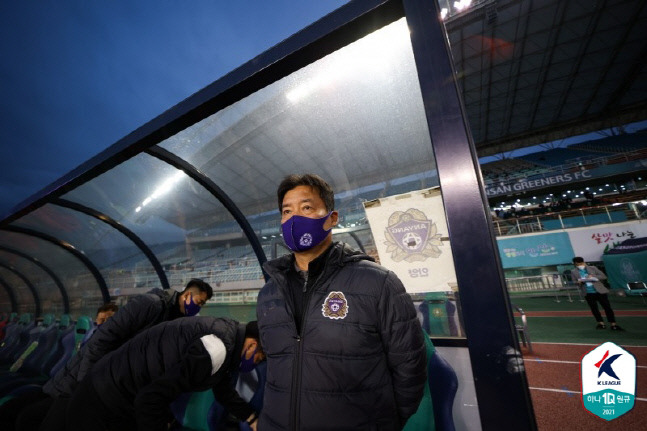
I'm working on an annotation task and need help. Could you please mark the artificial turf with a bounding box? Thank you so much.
[511,294,647,346]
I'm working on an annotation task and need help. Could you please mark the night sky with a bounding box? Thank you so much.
[0,1,344,218]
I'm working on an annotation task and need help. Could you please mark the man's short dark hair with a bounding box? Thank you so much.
[97,302,118,314]
[245,321,262,352]
[245,320,260,341]
[184,278,213,300]
[572,257,585,264]
[277,173,335,212]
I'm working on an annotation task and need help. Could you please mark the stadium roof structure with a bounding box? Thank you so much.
[443,0,647,157]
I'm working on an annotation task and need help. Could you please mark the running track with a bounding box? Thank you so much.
[522,342,645,431]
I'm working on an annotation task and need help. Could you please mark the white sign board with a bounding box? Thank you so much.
[568,222,647,262]
[362,188,457,293]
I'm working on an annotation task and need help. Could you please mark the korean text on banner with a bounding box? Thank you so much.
[362,188,457,293]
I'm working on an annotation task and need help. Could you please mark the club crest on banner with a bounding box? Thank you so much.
[581,341,636,421]
[363,188,457,293]
[322,291,348,320]
[384,208,443,262]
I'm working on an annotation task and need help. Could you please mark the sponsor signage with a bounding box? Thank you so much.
[496,232,574,268]
[567,222,647,262]
[581,342,636,420]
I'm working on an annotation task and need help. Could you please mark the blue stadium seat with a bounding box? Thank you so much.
[73,316,94,353]
[0,314,34,365]
[429,349,458,431]
[404,334,458,431]
[0,314,92,405]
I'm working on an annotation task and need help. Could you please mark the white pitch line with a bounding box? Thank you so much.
[524,358,647,369]
[532,341,647,348]
[529,387,647,402]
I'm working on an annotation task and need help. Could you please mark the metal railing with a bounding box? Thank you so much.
[506,274,583,302]
[493,201,645,236]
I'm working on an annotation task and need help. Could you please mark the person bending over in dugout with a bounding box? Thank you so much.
[65,318,265,431]
[257,173,427,430]
[15,279,213,431]
[94,302,119,326]
[80,302,120,348]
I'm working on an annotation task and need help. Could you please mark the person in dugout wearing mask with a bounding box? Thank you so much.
[15,279,213,431]
[65,318,265,431]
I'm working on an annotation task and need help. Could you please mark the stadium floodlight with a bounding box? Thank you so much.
[454,0,473,12]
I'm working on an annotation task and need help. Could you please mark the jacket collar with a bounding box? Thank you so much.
[263,241,373,282]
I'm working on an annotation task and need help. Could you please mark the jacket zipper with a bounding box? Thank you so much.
[290,272,308,430]
[291,264,332,430]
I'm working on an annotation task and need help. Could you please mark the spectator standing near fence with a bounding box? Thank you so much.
[570,257,623,331]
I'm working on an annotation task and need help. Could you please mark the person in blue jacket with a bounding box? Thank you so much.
[257,173,426,430]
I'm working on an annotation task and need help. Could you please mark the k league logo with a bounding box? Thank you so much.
[581,342,636,420]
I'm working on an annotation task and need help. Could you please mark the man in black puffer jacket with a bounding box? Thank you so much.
[65,317,264,431]
[257,174,426,430]
[17,279,213,431]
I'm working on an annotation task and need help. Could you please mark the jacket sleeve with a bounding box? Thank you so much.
[133,339,215,431]
[591,266,607,281]
[76,295,163,382]
[378,271,427,427]
[212,375,255,422]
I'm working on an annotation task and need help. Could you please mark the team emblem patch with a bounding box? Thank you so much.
[299,233,313,247]
[322,291,348,320]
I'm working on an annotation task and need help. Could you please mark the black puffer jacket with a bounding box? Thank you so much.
[44,288,180,397]
[89,316,251,430]
[257,242,426,430]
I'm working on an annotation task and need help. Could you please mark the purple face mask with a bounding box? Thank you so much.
[240,345,258,373]
[282,211,333,252]
[183,294,201,317]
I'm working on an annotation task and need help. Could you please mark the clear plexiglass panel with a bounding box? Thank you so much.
[11,203,157,294]
[63,153,264,294]
[0,231,101,317]
[160,18,462,337]
[0,250,60,314]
